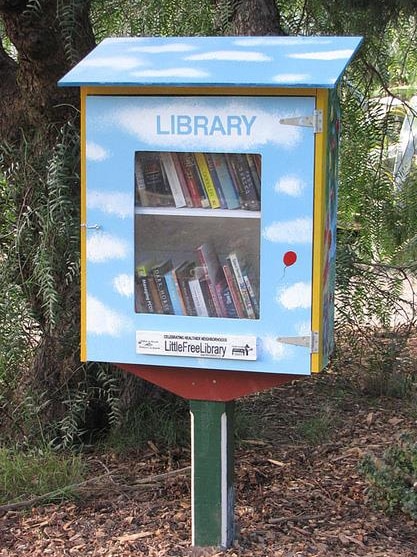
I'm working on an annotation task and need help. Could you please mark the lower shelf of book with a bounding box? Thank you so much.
[134,214,260,320]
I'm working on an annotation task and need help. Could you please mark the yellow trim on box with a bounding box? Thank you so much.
[81,85,316,98]
[311,89,328,373]
[80,89,87,361]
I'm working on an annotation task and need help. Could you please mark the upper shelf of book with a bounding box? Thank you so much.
[135,151,261,214]
[59,36,363,89]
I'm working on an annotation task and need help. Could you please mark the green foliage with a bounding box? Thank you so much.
[359,435,417,518]
[0,445,85,505]
[295,409,337,445]
[90,0,216,40]
[55,363,124,449]
[105,393,189,452]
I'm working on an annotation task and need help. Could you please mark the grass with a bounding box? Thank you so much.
[104,395,190,453]
[0,445,85,505]
[295,409,338,445]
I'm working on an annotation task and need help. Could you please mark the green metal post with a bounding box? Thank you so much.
[189,400,235,548]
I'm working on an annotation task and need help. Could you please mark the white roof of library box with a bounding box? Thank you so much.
[59,35,362,89]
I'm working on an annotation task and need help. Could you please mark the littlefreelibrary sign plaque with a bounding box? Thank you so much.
[136,331,257,360]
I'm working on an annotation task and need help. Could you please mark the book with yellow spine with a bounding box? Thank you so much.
[194,153,221,209]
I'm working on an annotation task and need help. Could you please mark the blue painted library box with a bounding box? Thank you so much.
[59,36,362,381]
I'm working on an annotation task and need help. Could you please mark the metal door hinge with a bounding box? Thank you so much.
[279,109,323,133]
[80,223,101,230]
[276,331,320,354]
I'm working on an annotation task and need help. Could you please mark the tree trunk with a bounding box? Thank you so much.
[0,1,95,423]
[0,0,95,142]
[213,0,286,35]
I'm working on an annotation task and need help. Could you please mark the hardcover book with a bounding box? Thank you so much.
[160,152,187,208]
[135,152,174,207]
[177,152,210,208]
[194,153,221,209]
[227,153,260,211]
[208,153,240,209]
[226,252,257,319]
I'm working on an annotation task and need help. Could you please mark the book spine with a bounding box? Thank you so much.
[137,152,174,207]
[160,152,187,208]
[243,273,260,319]
[205,154,227,209]
[223,263,246,318]
[171,152,193,207]
[178,276,197,316]
[136,276,163,314]
[227,253,256,319]
[173,262,198,316]
[134,153,148,206]
[188,278,209,317]
[135,277,149,313]
[164,271,185,315]
[196,243,225,317]
[152,266,174,315]
[194,153,221,209]
[147,276,164,314]
[216,282,238,318]
[199,277,218,317]
[178,153,209,208]
[227,153,260,211]
[246,153,261,199]
[209,153,240,209]
[172,264,190,315]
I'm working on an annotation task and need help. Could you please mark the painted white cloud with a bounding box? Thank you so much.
[113,273,134,297]
[262,335,292,361]
[273,73,311,83]
[275,175,305,197]
[234,38,332,47]
[87,295,130,336]
[277,282,311,310]
[295,320,311,336]
[288,49,354,61]
[185,50,271,62]
[87,190,131,219]
[130,43,196,54]
[112,99,302,151]
[86,141,109,162]
[87,232,128,263]
[81,55,146,70]
[131,68,209,79]
[263,217,312,244]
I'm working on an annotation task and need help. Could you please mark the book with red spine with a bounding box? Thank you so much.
[177,152,209,208]
[223,262,246,318]
[171,152,194,207]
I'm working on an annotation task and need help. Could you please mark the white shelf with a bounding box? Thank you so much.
[134,207,260,219]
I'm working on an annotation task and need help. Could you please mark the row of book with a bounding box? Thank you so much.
[134,151,261,211]
[135,242,259,319]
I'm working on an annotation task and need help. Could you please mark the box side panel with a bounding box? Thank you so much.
[80,88,87,361]
[321,89,340,368]
[311,88,339,372]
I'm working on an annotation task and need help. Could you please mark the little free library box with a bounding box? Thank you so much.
[59,35,362,399]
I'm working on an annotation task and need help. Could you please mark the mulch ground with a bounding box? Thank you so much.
[1,371,417,556]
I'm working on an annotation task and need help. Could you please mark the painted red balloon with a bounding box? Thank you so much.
[283,251,297,267]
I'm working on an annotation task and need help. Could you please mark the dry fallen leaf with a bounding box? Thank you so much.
[388,417,403,426]
[117,531,152,543]
[267,458,286,467]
